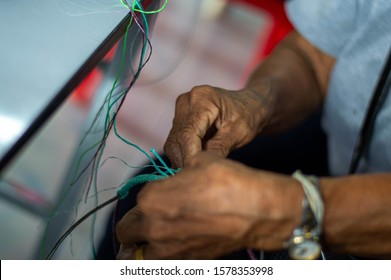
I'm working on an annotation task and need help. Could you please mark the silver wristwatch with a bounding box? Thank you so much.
[287,171,323,260]
[287,201,322,260]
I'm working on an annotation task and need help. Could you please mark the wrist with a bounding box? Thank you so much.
[247,171,304,250]
[285,171,324,260]
[240,79,276,135]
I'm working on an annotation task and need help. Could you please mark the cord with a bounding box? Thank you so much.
[46,196,119,260]
[349,46,391,173]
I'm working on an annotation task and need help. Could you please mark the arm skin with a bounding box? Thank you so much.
[116,31,391,259]
[245,30,334,134]
[320,174,391,258]
[246,31,391,257]
[163,31,334,168]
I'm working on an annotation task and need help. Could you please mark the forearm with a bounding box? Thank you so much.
[248,173,391,258]
[320,174,391,257]
[245,31,334,134]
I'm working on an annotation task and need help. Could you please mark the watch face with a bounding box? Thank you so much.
[289,240,321,260]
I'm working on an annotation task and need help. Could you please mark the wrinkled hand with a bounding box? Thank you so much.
[164,85,273,168]
[116,152,302,260]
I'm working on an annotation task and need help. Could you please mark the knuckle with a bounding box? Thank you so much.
[176,85,215,108]
[175,93,188,107]
[235,120,251,136]
[191,84,213,93]
[235,120,255,142]
[189,85,215,102]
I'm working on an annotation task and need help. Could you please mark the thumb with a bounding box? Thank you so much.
[203,128,237,158]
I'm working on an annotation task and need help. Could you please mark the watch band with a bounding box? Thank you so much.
[286,170,324,260]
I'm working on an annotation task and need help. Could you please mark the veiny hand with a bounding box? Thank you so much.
[164,85,274,168]
[116,152,302,260]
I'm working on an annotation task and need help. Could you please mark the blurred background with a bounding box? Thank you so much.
[0,0,286,259]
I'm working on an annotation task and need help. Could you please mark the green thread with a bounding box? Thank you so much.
[151,148,176,176]
[113,119,168,176]
[86,0,174,257]
[104,20,132,131]
[42,0,172,259]
[117,174,166,199]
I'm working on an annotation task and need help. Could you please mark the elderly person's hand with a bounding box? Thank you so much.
[163,85,274,168]
[116,152,303,260]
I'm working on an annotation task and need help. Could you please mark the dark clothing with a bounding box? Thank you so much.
[97,112,329,259]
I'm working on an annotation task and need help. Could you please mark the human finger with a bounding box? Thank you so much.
[203,126,237,157]
[164,90,219,167]
[116,207,146,245]
[203,119,254,157]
